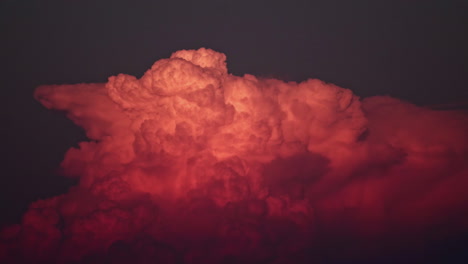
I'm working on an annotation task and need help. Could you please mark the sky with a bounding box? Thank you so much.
[0,0,467,263]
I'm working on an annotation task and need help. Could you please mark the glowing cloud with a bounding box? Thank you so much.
[1,48,467,263]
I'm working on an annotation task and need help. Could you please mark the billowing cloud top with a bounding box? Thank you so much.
[2,48,468,263]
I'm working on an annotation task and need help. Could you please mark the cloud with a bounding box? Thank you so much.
[2,48,467,263]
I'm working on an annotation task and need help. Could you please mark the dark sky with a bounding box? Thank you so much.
[0,0,467,228]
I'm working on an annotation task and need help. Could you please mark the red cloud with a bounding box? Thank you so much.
[2,48,467,263]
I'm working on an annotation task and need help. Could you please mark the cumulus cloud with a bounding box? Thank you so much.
[1,48,467,263]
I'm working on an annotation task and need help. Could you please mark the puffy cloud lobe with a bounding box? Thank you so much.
[2,48,468,263]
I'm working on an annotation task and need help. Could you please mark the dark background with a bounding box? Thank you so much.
[0,0,466,233]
